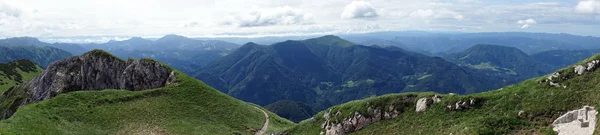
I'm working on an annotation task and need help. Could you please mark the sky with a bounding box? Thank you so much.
[0,0,600,42]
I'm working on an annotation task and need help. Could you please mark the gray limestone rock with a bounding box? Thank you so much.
[1,50,177,119]
[575,65,586,75]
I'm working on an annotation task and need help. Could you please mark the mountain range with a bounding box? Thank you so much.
[195,35,502,111]
[1,32,600,134]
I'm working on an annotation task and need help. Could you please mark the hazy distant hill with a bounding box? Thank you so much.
[341,31,600,54]
[82,35,239,74]
[0,46,72,68]
[444,44,553,85]
[532,49,600,69]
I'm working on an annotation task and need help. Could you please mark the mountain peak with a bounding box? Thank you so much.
[157,34,189,42]
[304,35,355,47]
[2,37,43,45]
[82,49,123,61]
[126,37,146,41]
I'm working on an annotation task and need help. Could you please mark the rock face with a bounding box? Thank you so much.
[0,50,177,119]
[553,106,597,135]
[27,50,177,102]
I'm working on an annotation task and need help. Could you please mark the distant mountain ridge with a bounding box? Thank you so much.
[0,46,72,68]
[444,44,554,85]
[0,35,240,75]
[341,31,600,55]
[196,35,502,115]
[532,49,600,69]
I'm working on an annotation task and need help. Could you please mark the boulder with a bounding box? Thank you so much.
[432,95,442,103]
[575,65,586,75]
[518,110,525,118]
[416,98,429,112]
[587,60,599,71]
[553,106,597,135]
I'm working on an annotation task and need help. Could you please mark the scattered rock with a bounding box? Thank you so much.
[518,110,525,118]
[446,98,478,111]
[320,96,413,135]
[432,95,442,103]
[548,72,560,81]
[586,60,599,71]
[575,65,586,75]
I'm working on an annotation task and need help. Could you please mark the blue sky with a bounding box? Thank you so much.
[0,0,599,42]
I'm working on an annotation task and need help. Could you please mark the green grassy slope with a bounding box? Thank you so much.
[0,60,43,93]
[287,54,600,134]
[265,100,316,123]
[0,70,295,134]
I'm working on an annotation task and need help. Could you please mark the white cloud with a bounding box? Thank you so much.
[410,9,434,18]
[222,6,313,27]
[575,0,600,14]
[341,1,378,19]
[517,19,537,28]
[0,1,22,17]
[409,9,464,21]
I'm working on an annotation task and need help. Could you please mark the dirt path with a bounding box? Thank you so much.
[254,107,269,135]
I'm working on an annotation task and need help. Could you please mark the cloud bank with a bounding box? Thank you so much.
[575,0,600,14]
[0,1,22,18]
[223,6,313,27]
[341,1,378,19]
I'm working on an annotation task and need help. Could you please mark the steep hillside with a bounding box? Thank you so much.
[0,60,42,93]
[0,50,294,134]
[0,46,72,68]
[445,44,553,84]
[196,35,502,121]
[285,53,600,135]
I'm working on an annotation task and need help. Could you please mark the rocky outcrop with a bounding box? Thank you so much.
[319,95,445,135]
[27,50,177,102]
[445,98,478,111]
[553,106,597,135]
[574,65,586,75]
[541,59,600,88]
[432,95,442,103]
[322,107,396,135]
[415,98,429,112]
[0,50,177,119]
